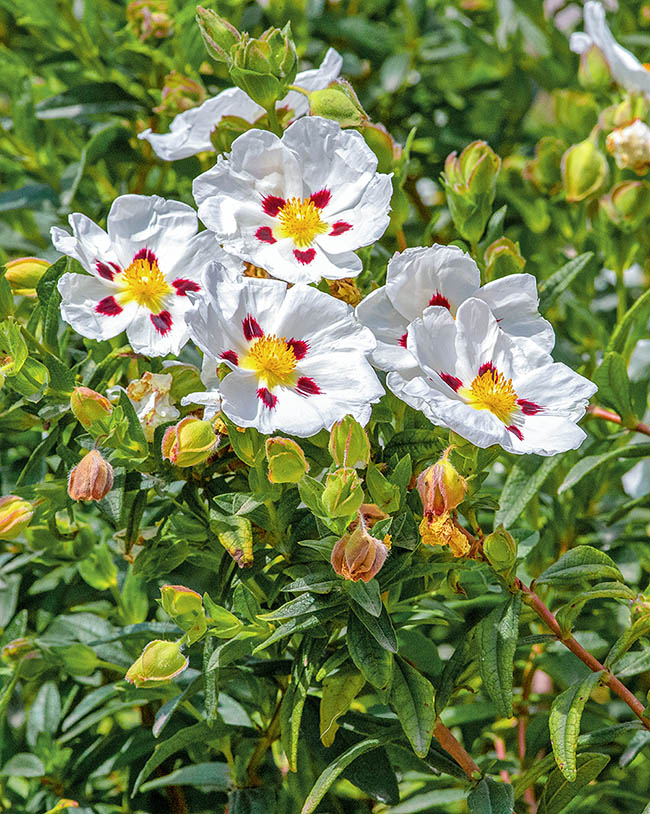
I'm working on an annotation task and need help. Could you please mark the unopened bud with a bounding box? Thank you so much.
[417,450,467,519]
[196,6,240,63]
[126,0,173,41]
[484,237,526,280]
[562,139,609,202]
[362,121,402,173]
[331,515,390,582]
[322,468,364,518]
[265,437,309,483]
[1,637,35,662]
[68,450,114,502]
[309,80,367,128]
[161,417,218,467]
[601,180,650,231]
[483,525,518,573]
[523,137,566,196]
[0,495,33,540]
[606,119,650,174]
[125,639,188,687]
[4,257,49,297]
[329,415,370,469]
[160,584,207,644]
[229,24,297,110]
[70,386,113,430]
[154,71,207,116]
[578,44,611,89]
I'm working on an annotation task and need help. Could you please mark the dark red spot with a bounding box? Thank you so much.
[309,189,331,209]
[221,350,238,366]
[256,226,276,244]
[287,338,308,360]
[507,425,524,440]
[478,362,496,377]
[96,296,122,316]
[439,372,462,392]
[151,310,172,335]
[133,247,157,265]
[243,314,264,341]
[429,291,451,309]
[257,387,277,408]
[294,248,316,265]
[329,221,352,236]
[517,399,543,415]
[261,195,286,217]
[399,332,408,348]
[296,376,320,396]
[96,261,119,280]
[172,278,200,296]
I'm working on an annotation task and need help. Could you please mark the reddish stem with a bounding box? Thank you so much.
[587,405,650,437]
[433,719,481,781]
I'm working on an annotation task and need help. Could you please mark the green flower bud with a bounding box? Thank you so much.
[229,24,297,110]
[484,237,526,280]
[126,0,173,41]
[328,415,370,469]
[322,468,364,518]
[523,137,566,196]
[154,71,207,117]
[362,121,401,173]
[161,417,218,467]
[562,139,609,202]
[265,436,309,483]
[483,525,518,575]
[160,584,207,645]
[601,180,650,232]
[4,257,49,297]
[1,637,35,663]
[578,44,611,90]
[70,386,113,430]
[0,495,33,540]
[309,80,367,128]
[125,640,188,687]
[195,6,240,63]
[441,141,501,244]
[68,450,114,502]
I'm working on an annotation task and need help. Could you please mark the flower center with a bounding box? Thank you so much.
[120,255,172,313]
[460,367,518,424]
[242,335,297,388]
[276,197,328,249]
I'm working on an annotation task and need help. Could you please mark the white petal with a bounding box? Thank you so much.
[356,287,415,372]
[58,273,137,341]
[182,388,222,420]
[569,32,592,55]
[127,304,189,357]
[51,215,118,277]
[515,362,597,418]
[407,306,461,383]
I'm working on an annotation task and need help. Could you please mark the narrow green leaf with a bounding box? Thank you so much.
[389,656,435,757]
[0,753,44,777]
[535,546,622,586]
[608,286,650,356]
[435,635,471,715]
[320,666,366,747]
[539,252,593,310]
[549,671,603,781]
[495,455,563,528]
[139,762,230,793]
[558,444,650,494]
[351,603,398,653]
[346,611,393,689]
[606,615,650,667]
[555,582,636,633]
[476,594,521,718]
[593,352,636,424]
[346,578,382,617]
[26,681,61,748]
[467,777,515,814]
[540,752,609,814]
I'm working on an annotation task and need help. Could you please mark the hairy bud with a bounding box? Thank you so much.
[161,417,218,467]
[126,0,173,41]
[483,525,518,574]
[160,585,207,645]
[562,139,608,202]
[68,450,114,502]
[196,6,240,63]
[329,415,370,469]
[0,495,33,540]
[154,71,207,116]
[309,80,367,128]
[125,639,188,687]
[417,450,467,519]
[322,468,364,518]
[70,386,113,430]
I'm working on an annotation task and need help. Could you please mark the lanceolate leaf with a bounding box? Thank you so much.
[538,252,593,310]
[549,670,604,781]
[495,454,563,528]
[350,602,398,653]
[555,582,636,634]
[535,546,622,586]
[467,776,515,814]
[539,752,610,814]
[476,594,522,718]
[346,611,393,690]
[389,656,435,758]
[558,444,650,494]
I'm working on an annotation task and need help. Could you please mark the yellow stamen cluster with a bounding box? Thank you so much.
[460,368,518,424]
[277,197,328,248]
[242,334,297,388]
[120,256,172,313]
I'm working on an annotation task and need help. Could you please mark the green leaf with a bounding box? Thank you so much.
[366,462,401,513]
[262,592,343,621]
[320,666,366,747]
[78,542,118,591]
[346,611,393,690]
[549,671,604,781]
[539,752,609,814]
[608,286,650,357]
[346,578,382,617]
[467,777,515,814]
[382,428,446,465]
[280,639,320,772]
[592,352,636,424]
[538,252,593,310]
[435,635,471,715]
[300,735,389,814]
[495,454,563,528]
[139,762,230,793]
[476,594,521,718]
[555,582,636,633]
[535,546,622,586]
[605,615,650,667]
[389,656,435,757]
[558,444,650,493]
[0,753,44,777]
[0,184,58,212]
[26,681,61,748]
[350,602,398,653]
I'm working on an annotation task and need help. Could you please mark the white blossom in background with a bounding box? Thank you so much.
[357,244,554,376]
[138,49,342,161]
[387,298,596,456]
[182,262,384,436]
[52,194,243,356]
[570,1,650,95]
[193,117,393,283]
[606,119,650,173]
[108,371,179,442]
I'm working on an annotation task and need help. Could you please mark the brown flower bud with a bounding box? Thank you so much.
[331,514,390,582]
[68,450,114,502]
[416,448,467,519]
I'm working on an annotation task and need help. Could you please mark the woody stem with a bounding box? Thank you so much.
[586,405,650,437]
[433,719,481,781]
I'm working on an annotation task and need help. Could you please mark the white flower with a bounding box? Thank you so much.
[570,1,650,96]
[138,49,343,161]
[52,194,243,357]
[356,245,555,375]
[193,117,393,284]
[387,298,596,456]
[108,371,180,442]
[182,262,384,436]
[606,118,650,172]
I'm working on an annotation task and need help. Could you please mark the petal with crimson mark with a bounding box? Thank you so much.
[151,310,173,335]
[172,278,201,296]
[287,338,308,360]
[507,425,524,440]
[296,376,320,396]
[133,247,158,265]
[429,291,451,309]
[257,387,277,408]
[96,296,122,316]
[294,249,316,265]
[478,362,496,377]
[517,399,543,415]
[262,195,286,217]
[243,314,264,341]
[309,189,331,209]
[256,226,276,244]
[439,372,462,392]
[96,261,121,281]
[399,333,408,348]
[329,221,352,236]
[221,350,239,366]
